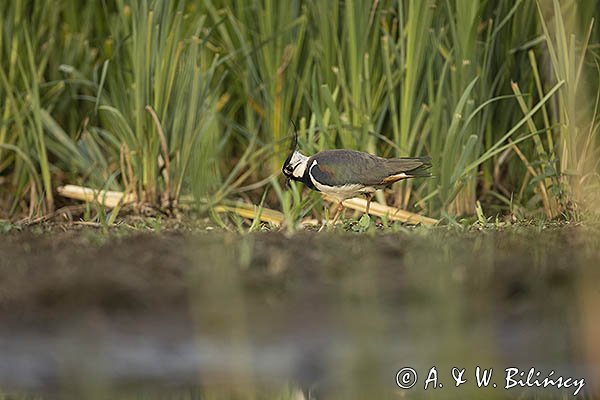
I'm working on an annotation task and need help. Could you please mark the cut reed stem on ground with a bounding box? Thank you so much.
[57,185,136,208]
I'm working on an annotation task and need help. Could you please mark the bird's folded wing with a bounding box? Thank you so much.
[311,150,430,186]
[310,154,383,186]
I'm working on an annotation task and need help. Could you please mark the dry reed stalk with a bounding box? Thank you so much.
[146,105,172,206]
[508,139,553,218]
[57,184,137,208]
[58,184,438,227]
[322,194,438,225]
[213,203,285,225]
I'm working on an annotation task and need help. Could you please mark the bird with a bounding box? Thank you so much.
[282,133,432,229]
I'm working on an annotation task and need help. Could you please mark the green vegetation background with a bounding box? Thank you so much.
[1,0,599,224]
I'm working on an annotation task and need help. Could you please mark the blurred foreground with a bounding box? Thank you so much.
[0,227,599,399]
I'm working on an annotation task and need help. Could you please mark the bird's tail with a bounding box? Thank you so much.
[405,156,432,178]
[381,156,433,184]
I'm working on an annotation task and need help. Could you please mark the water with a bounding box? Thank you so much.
[0,228,598,398]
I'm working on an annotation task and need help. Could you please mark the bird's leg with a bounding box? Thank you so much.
[330,201,345,226]
[364,193,373,215]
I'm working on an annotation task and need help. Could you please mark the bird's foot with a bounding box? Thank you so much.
[319,202,344,232]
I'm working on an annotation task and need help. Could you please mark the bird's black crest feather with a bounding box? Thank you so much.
[289,119,299,152]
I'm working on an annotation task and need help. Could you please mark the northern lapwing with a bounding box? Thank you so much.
[282,133,432,229]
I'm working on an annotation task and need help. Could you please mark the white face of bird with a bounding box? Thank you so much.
[282,150,309,180]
